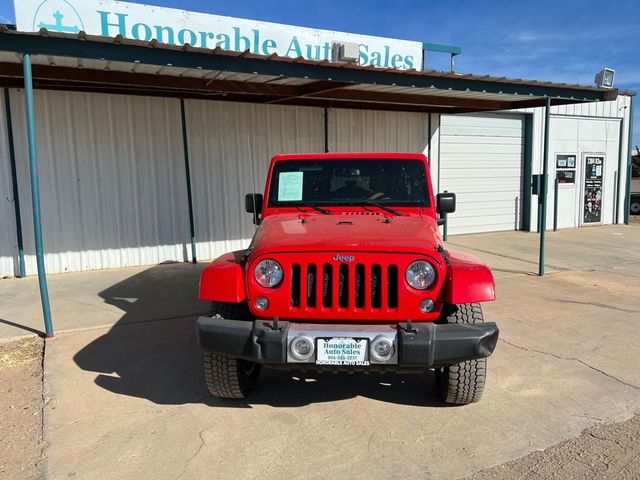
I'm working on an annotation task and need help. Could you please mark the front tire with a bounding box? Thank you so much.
[435,303,487,405]
[202,302,260,399]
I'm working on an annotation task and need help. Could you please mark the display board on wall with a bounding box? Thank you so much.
[556,154,577,184]
[583,155,604,223]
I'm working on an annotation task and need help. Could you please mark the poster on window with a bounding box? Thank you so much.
[583,156,604,223]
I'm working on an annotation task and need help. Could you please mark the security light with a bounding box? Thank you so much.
[594,68,615,88]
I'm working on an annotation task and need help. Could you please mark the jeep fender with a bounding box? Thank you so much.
[199,250,246,303]
[444,249,495,304]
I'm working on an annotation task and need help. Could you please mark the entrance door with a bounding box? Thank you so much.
[555,154,579,228]
[581,154,605,225]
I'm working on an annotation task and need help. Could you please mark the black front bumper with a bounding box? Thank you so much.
[197,317,499,368]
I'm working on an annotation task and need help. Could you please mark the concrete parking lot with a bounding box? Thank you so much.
[2,225,639,479]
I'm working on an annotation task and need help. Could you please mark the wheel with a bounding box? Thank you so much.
[435,303,487,405]
[202,302,260,399]
[631,197,640,215]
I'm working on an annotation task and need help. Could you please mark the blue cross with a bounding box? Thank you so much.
[38,10,80,34]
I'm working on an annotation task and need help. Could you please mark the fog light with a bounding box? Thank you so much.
[370,336,394,362]
[255,296,269,311]
[420,298,435,313]
[290,336,314,361]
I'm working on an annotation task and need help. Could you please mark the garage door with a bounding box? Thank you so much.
[439,113,524,235]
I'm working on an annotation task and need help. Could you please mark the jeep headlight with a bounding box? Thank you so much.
[254,259,283,288]
[405,260,436,290]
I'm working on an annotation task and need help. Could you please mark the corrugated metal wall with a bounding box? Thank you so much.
[0,91,17,277]
[185,100,324,261]
[328,108,429,153]
[0,89,633,277]
[8,89,191,275]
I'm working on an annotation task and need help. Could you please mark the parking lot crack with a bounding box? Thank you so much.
[499,339,640,391]
[173,429,207,480]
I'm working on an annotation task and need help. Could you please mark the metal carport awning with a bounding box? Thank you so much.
[0,27,618,113]
[0,26,627,337]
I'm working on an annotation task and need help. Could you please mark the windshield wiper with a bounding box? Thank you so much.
[346,201,402,216]
[297,202,331,215]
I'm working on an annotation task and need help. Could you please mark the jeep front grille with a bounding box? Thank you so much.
[290,262,399,311]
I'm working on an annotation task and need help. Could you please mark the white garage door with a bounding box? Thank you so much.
[439,113,524,235]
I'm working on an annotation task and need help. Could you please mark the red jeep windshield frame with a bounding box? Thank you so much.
[264,153,432,214]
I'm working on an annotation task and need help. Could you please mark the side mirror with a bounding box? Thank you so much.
[437,192,456,215]
[245,193,263,225]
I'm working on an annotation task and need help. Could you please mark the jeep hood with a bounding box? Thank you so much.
[249,213,442,255]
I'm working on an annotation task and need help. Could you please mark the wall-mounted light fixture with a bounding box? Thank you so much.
[594,68,615,88]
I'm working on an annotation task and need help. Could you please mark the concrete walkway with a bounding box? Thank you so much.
[1,225,636,340]
[2,225,640,478]
[0,262,210,340]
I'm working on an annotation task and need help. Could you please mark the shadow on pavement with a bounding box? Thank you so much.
[74,264,448,408]
[0,318,45,337]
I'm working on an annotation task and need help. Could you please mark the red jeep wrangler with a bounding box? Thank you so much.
[197,153,498,404]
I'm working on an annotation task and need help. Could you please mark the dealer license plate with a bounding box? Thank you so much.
[316,337,369,366]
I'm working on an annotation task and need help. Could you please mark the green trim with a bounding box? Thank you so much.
[616,118,625,224]
[521,113,533,231]
[0,33,612,102]
[539,98,551,277]
[24,54,54,337]
[422,42,462,55]
[427,113,432,169]
[180,99,197,263]
[323,108,329,153]
[553,177,559,231]
[3,88,26,277]
[624,96,635,224]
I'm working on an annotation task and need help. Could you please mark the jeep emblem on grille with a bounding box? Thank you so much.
[333,254,355,262]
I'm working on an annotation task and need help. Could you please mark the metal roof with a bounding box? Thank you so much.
[0,26,621,113]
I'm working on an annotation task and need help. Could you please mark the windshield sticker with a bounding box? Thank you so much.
[278,172,304,201]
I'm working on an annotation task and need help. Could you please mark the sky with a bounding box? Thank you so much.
[0,0,638,147]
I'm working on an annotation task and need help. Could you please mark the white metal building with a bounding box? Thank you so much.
[0,89,632,277]
[0,16,634,279]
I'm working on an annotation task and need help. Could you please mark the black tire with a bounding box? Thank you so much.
[202,302,260,399]
[435,303,487,405]
[631,197,640,215]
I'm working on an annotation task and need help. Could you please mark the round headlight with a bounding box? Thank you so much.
[254,259,283,288]
[405,260,436,290]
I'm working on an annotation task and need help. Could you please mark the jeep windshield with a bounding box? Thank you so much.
[268,158,429,208]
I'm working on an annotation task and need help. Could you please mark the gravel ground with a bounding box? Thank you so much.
[1,336,639,479]
[0,337,44,480]
[466,414,640,479]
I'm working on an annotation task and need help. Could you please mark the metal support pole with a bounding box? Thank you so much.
[442,190,448,242]
[612,171,618,222]
[553,177,559,231]
[427,114,432,164]
[615,119,625,224]
[23,54,54,337]
[4,88,26,278]
[624,96,635,224]
[180,99,197,264]
[539,97,551,277]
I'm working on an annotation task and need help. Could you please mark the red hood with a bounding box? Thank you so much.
[249,212,442,255]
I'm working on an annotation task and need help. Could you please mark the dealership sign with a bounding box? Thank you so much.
[14,0,422,70]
